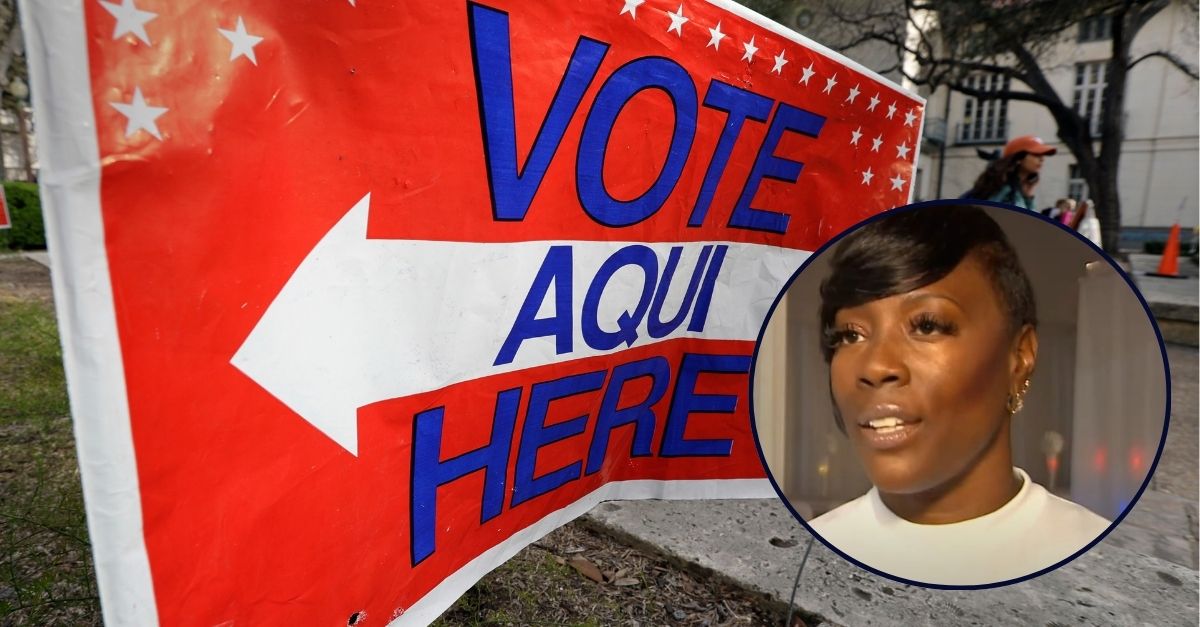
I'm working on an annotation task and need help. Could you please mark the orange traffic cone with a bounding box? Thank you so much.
[1147,223,1185,278]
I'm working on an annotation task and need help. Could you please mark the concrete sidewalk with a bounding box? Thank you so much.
[1128,253,1199,310]
[584,342,1200,625]
[14,250,50,268]
[586,500,1197,626]
[1128,253,1198,345]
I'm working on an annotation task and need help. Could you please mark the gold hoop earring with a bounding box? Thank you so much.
[1007,378,1031,416]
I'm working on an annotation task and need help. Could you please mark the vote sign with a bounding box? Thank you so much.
[0,186,9,230]
[24,0,922,624]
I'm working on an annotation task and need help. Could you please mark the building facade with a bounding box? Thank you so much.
[913,2,1198,230]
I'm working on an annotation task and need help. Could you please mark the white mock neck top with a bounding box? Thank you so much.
[809,468,1111,585]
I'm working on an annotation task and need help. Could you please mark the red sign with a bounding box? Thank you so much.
[25,0,922,624]
[0,185,9,229]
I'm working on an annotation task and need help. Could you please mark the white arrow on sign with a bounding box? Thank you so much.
[232,193,808,455]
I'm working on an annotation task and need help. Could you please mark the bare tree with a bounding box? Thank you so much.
[0,1,20,86]
[752,0,1198,252]
[0,0,29,181]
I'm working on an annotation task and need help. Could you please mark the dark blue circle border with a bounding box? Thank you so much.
[746,198,1174,591]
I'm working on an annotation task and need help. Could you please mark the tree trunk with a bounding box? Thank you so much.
[1033,89,1118,251]
[0,114,6,183]
[1092,2,1137,253]
[16,104,31,181]
[1090,168,1122,253]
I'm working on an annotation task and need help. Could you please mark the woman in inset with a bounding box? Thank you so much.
[964,135,1056,211]
[809,205,1108,586]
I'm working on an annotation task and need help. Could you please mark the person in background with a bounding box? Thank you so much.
[1073,199,1102,247]
[964,135,1057,211]
[1048,198,1076,224]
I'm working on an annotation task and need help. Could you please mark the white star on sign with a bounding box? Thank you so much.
[707,21,726,49]
[666,4,688,35]
[620,0,644,19]
[861,168,874,185]
[886,101,897,119]
[799,62,815,85]
[771,49,788,74]
[110,87,167,140]
[868,93,880,112]
[99,0,156,45]
[741,36,758,62]
[850,126,863,146]
[890,173,907,190]
[871,134,882,152]
[218,17,264,65]
[904,108,917,127]
[896,142,911,159]
[822,73,838,94]
[846,83,860,103]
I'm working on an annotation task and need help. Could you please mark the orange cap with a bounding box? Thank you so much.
[1003,135,1057,158]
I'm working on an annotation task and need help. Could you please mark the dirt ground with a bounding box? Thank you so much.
[0,255,790,626]
[435,520,785,626]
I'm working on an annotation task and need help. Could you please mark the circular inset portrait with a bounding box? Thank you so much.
[751,201,1169,588]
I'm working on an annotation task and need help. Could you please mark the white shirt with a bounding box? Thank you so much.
[1077,215,1102,247]
[809,468,1110,585]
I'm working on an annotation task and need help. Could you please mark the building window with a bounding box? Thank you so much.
[1073,61,1108,136]
[1078,14,1112,42]
[958,74,1010,144]
[1068,164,1088,201]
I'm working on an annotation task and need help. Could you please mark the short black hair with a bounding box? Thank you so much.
[818,204,1037,364]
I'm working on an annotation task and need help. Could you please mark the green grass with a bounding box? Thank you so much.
[0,296,100,625]
[0,299,70,425]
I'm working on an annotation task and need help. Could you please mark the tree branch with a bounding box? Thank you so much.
[1006,44,1072,115]
[832,28,899,52]
[946,83,1061,108]
[942,59,1023,78]
[1128,50,1200,79]
[1127,0,1171,38]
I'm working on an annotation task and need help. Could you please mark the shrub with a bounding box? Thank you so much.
[0,182,45,250]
